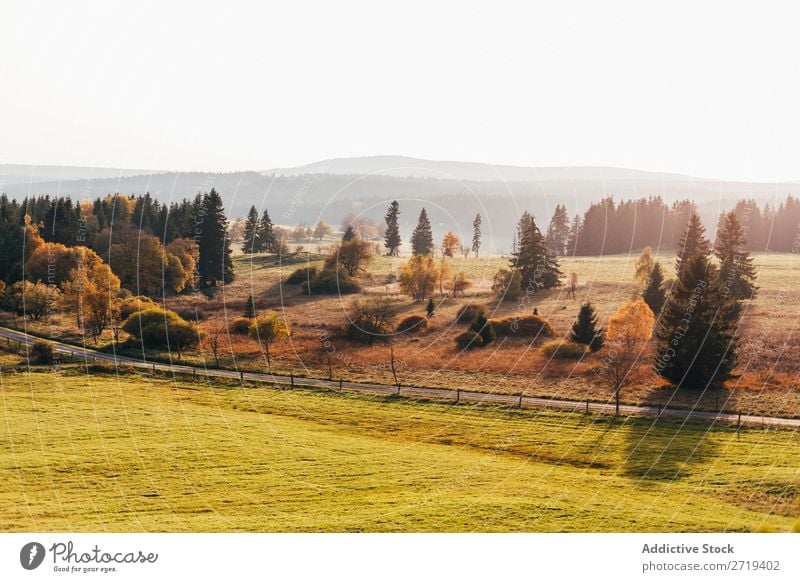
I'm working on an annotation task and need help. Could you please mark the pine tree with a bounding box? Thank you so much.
[675,212,710,274]
[197,189,235,287]
[0,195,24,283]
[569,301,605,351]
[411,208,434,256]
[545,204,570,256]
[384,201,401,256]
[342,225,357,242]
[42,197,80,245]
[241,206,260,254]
[655,219,739,390]
[715,211,758,301]
[641,262,667,316]
[566,214,581,255]
[510,211,562,292]
[426,297,435,318]
[244,295,256,319]
[472,213,482,258]
[256,209,275,253]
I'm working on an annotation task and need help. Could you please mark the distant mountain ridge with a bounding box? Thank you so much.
[0,164,159,186]
[3,156,799,251]
[266,155,789,185]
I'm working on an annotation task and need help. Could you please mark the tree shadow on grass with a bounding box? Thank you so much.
[637,383,740,416]
[622,391,721,485]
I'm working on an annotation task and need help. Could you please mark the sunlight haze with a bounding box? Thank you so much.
[2,0,800,181]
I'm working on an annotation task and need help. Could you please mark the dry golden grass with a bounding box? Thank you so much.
[8,251,800,417]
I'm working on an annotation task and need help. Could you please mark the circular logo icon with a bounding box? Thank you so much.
[20,542,46,570]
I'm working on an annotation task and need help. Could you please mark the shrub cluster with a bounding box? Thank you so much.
[30,339,55,364]
[285,266,318,285]
[396,315,429,334]
[491,314,554,338]
[540,339,587,360]
[174,306,207,322]
[120,295,159,319]
[343,298,394,345]
[456,304,486,324]
[229,317,253,335]
[122,308,202,355]
[455,330,484,349]
[301,268,361,295]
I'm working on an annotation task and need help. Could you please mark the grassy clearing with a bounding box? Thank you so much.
[1,370,798,532]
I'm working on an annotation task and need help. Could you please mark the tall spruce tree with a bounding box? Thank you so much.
[545,204,570,256]
[242,206,260,254]
[472,213,482,258]
[256,209,275,253]
[243,294,256,319]
[510,211,562,291]
[655,216,739,389]
[641,262,667,316]
[411,208,434,256]
[566,214,581,255]
[715,211,758,301]
[197,189,234,287]
[0,195,24,283]
[569,301,605,352]
[384,201,401,256]
[675,212,710,274]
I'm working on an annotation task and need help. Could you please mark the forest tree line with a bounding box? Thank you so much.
[550,195,800,256]
[0,189,233,292]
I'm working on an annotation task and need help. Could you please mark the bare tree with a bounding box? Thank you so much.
[204,323,227,368]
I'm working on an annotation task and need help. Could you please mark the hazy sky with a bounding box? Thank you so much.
[2,0,800,181]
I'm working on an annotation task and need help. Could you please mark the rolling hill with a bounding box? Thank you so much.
[3,157,798,250]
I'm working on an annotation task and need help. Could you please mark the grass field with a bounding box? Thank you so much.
[1,369,798,532]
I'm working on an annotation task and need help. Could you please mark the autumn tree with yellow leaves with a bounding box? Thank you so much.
[398,255,439,301]
[60,247,122,343]
[602,298,655,416]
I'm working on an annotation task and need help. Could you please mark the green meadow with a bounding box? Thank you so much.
[0,369,798,532]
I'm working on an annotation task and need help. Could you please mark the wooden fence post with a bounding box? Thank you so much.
[290,373,294,387]
[518,393,523,408]
[456,389,460,404]
[586,399,589,414]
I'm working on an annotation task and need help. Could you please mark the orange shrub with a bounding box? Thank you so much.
[396,315,429,334]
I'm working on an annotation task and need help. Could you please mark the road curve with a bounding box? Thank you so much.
[1,325,798,429]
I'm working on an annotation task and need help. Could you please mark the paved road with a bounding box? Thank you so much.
[2,325,798,429]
